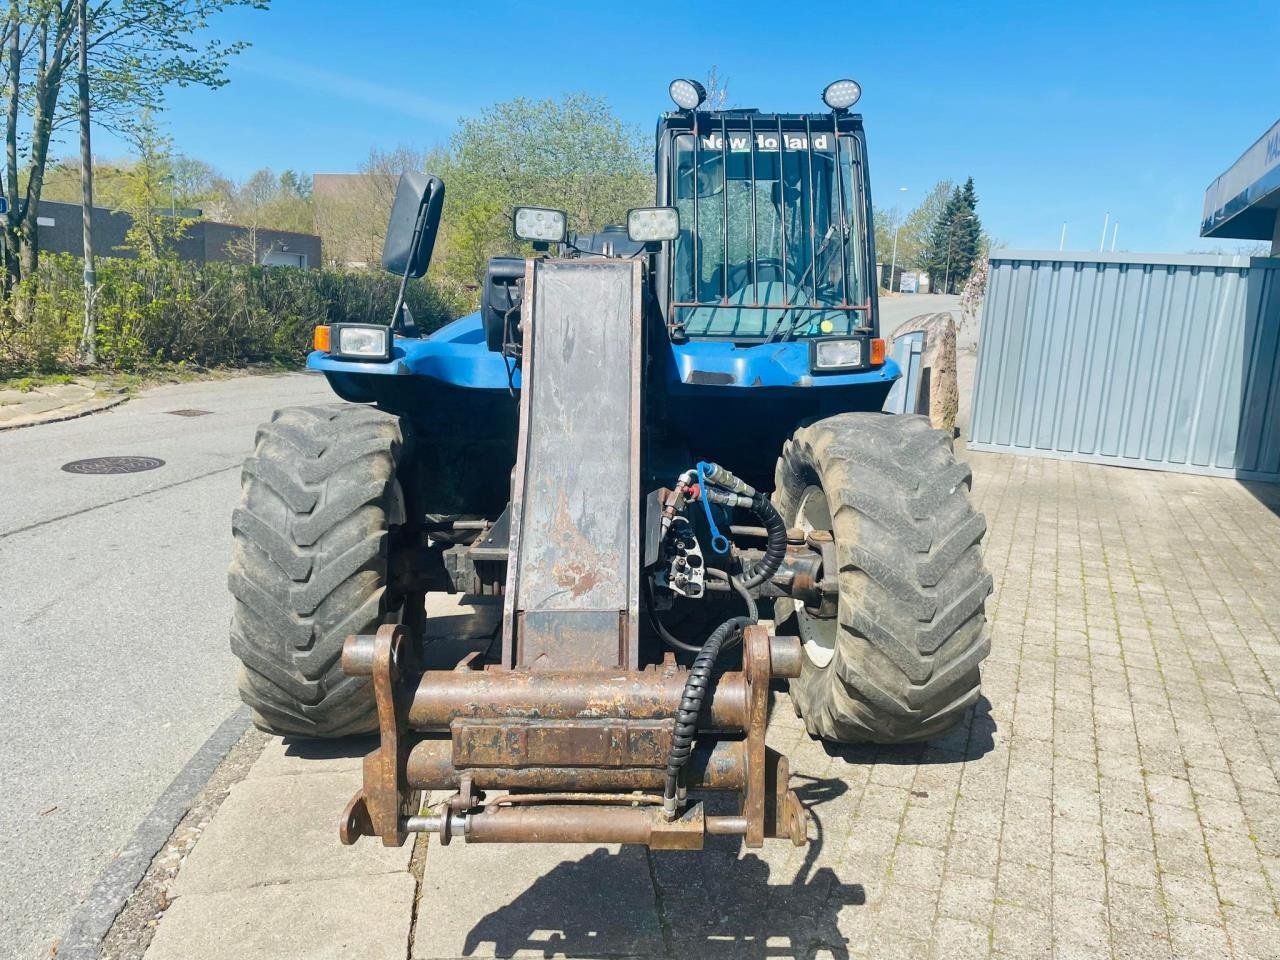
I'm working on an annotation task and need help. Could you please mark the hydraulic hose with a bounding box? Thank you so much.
[695,462,787,590]
[706,567,758,624]
[663,614,753,816]
[738,493,787,589]
[656,460,785,815]
[649,568,756,655]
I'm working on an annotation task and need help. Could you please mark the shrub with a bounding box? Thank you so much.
[0,254,464,376]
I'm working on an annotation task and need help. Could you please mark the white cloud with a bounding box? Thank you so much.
[236,52,466,127]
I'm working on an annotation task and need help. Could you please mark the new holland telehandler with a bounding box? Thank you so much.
[228,78,992,849]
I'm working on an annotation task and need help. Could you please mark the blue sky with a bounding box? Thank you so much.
[83,0,1279,254]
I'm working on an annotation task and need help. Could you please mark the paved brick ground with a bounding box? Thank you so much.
[709,451,1280,960]
[424,453,1280,960]
[954,452,1280,960]
[145,450,1280,960]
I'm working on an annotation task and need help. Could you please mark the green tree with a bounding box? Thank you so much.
[433,94,652,297]
[40,152,231,211]
[114,111,194,260]
[920,178,983,294]
[920,186,961,293]
[227,167,314,234]
[949,177,982,289]
[897,179,953,271]
[2,0,268,290]
[169,155,232,210]
[873,206,898,269]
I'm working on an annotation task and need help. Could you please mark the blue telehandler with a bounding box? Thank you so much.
[228,79,991,849]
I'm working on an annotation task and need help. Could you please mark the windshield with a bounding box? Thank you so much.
[670,126,868,339]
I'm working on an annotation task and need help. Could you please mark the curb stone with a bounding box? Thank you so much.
[56,707,251,960]
[0,393,128,431]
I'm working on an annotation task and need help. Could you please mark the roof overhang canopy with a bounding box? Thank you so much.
[1202,118,1280,240]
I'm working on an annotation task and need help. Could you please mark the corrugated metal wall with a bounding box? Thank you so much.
[969,251,1280,481]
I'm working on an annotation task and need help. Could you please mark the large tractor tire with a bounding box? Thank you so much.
[228,404,408,738]
[774,413,992,744]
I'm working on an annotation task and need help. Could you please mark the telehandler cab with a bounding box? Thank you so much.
[228,78,992,849]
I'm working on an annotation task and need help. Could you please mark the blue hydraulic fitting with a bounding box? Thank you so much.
[697,461,756,498]
[695,462,731,555]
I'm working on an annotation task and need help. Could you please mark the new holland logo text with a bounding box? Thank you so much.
[700,132,833,152]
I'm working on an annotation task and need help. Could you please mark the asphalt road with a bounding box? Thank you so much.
[879,291,963,336]
[0,372,333,960]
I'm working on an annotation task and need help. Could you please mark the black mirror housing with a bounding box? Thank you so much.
[382,172,444,278]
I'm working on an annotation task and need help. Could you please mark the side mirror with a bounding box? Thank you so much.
[382,172,444,278]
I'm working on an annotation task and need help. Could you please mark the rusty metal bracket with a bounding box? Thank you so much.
[338,621,809,850]
[742,624,771,847]
[463,801,706,849]
[451,718,672,769]
[339,624,418,847]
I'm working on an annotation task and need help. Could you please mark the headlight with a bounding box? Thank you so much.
[627,207,680,243]
[669,78,707,111]
[812,337,864,372]
[810,336,886,373]
[822,79,862,110]
[330,323,391,361]
[513,206,567,244]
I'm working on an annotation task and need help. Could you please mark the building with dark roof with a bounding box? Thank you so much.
[30,199,321,268]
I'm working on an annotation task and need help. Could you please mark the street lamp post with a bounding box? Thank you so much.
[889,226,900,292]
[888,186,907,291]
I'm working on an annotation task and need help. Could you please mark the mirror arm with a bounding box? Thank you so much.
[390,201,430,334]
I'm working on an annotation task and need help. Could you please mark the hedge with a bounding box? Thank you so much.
[0,253,464,376]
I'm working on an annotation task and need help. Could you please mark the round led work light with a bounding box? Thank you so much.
[822,79,862,110]
[669,78,707,111]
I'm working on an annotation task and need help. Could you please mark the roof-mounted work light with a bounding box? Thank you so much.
[822,79,862,111]
[669,78,707,111]
[513,206,568,244]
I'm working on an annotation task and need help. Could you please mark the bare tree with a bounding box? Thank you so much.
[704,65,730,110]
[313,146,426,270]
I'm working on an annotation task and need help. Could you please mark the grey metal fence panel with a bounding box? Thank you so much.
[969,250,1280,481]
[882,329,925,415]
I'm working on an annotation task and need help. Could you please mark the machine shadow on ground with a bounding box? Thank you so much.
[459,778,864,960]
[275,733,380,762]
[455,700,995,959]
[819,694,997,767]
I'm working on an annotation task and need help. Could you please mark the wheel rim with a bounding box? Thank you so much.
[794,485,839,669]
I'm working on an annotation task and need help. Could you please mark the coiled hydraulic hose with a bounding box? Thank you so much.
[696,461,788,590]
[738,493,787,589]
[663,614,753,817]
[658,461,787,816]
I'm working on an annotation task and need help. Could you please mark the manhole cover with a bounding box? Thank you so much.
[166,409,212,417]
[61,456,166,475]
